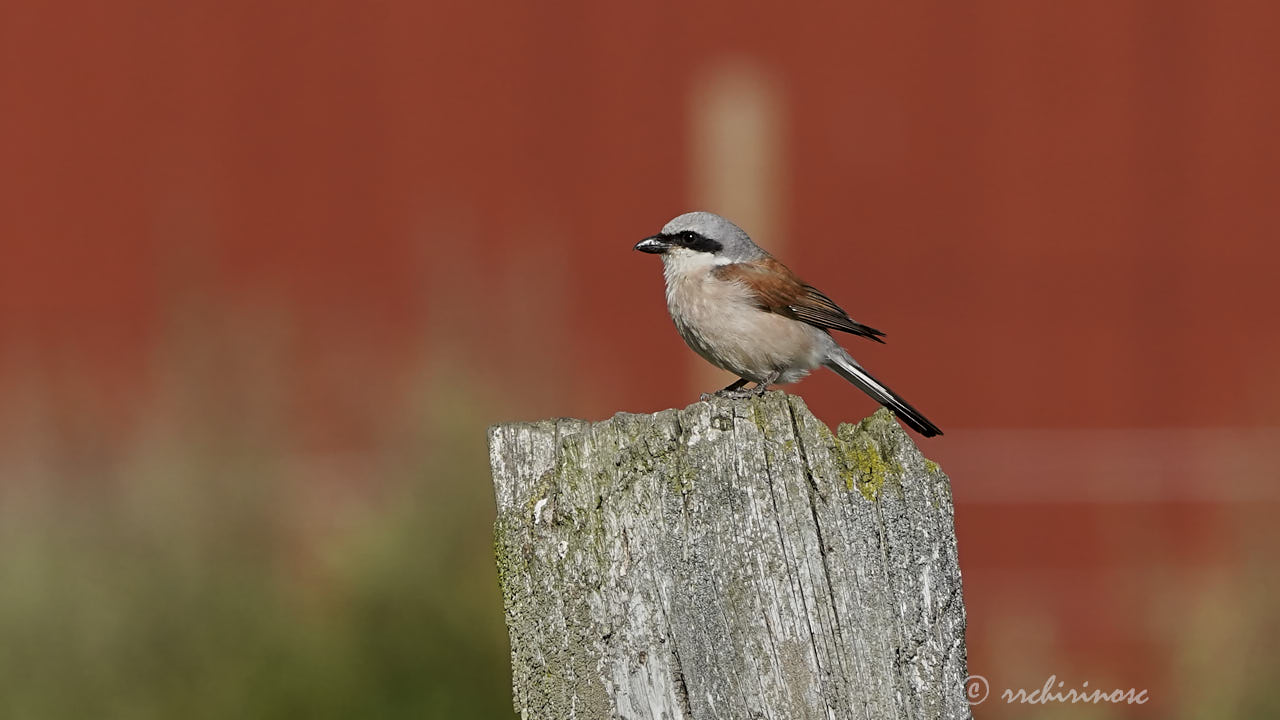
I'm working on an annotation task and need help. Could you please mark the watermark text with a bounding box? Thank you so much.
[965,674,1149,706]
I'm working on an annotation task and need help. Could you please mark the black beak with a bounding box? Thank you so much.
[634,235,670,254]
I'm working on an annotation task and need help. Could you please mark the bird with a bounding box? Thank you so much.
[634,211,942,437]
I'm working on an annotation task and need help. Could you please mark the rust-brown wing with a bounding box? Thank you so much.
[714,258,886,343]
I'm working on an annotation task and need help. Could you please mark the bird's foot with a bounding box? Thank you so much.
[749,372,780,397]
[700,376,776,401]
[701,378,750,401]
[701,387,756,401]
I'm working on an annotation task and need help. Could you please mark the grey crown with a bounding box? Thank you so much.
[661,212,767,263]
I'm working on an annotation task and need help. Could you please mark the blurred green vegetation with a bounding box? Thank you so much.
[0,317,516,718]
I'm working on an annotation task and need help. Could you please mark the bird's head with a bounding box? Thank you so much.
[634,211,764,271]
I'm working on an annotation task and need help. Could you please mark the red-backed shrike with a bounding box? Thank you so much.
[635,211,941,437]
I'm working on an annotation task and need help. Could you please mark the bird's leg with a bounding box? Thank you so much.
[701,378,750,401]
[751,371,780,396]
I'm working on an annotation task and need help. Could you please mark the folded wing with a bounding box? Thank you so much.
[714,258,886,343]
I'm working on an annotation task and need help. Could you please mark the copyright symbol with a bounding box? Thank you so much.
[964,674,989,705]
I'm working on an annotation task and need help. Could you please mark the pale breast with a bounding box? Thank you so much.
[664,267,832,384]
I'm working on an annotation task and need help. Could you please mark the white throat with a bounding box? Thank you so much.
[660,247,732,285]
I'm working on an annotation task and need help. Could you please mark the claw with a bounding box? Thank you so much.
[702,388,755,401]
[700,375,776,402]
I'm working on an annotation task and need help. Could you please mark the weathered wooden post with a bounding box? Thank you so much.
[488,392,970,720]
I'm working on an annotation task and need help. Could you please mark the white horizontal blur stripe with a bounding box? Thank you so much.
[933,427,1280,504]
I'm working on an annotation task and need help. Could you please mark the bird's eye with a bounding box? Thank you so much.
[673,230,721,253]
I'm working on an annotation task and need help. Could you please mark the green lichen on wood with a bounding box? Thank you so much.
[493,517,526,606]
[524,468,556,517]
[749,396,770,432]
[849,442,890,500]
[831,408,906,501]
[669,464,697,496]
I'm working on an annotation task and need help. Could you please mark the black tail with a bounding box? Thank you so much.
[824,350,942,437]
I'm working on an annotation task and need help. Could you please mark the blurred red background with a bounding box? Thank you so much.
[2,0,1278,716]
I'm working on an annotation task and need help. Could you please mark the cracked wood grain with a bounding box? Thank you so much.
[489,392,970,720]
